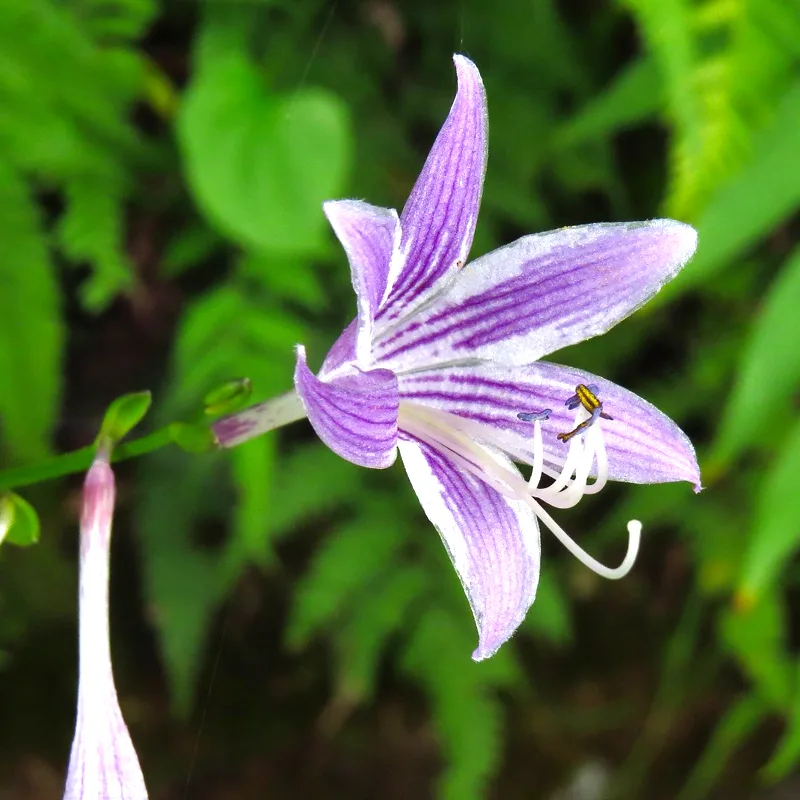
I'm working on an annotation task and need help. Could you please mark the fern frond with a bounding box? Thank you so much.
[0,161,63,462]
[628,0,800,219]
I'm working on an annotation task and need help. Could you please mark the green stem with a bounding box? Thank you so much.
[0,427,175,493]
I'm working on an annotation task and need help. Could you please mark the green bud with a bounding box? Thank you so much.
[169,422,216,454]
[99,391,153,445]
[1,493,40,547]
[203,378,253,417]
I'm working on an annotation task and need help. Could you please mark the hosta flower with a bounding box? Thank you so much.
[64,455,148,800]
[214,55,700,659]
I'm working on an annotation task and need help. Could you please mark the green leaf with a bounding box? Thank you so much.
[57,178,133,311]
[677,692,767,800]
[138,448,228,716]
[0,495,12,545]
[335,566,426,702]
[263,443,361,539]
[203,378,253,418]
[223,435,276,575]
[712,247,800,464]
[402,608,513,800]
[720,590,793,709]
[178,14,351,255]
[160,224,223,278]
[737,419,800,603]
[0,162,63,462]
[4,493,40,547]
[99,391,152,444]
[663,80,800,298]
[286,502,406,650]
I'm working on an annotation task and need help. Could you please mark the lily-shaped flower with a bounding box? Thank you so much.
[64,454,148,800]
[214,55,700,660]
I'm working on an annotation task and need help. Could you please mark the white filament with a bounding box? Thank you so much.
[399,402,640,580]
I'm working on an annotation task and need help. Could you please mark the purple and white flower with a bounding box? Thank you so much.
[64,455,148,800]
[214,55,700,660]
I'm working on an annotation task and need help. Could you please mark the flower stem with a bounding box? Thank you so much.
[0,427,174,492]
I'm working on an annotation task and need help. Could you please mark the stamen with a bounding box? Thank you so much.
[399,401,639,581]
[526,496,642,580]
[517,409,552,422]
[557,405,603,443]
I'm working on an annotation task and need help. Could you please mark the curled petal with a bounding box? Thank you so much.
[398,361,701,491]
[374,220,698,371]
[398,434,540,660]
[378,55,488,325]
[294,345,399,469]
[323,200,400,367]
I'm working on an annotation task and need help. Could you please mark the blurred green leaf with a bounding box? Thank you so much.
[335,565,425,702]
[713,247,800,464]
[286,500,406,650]
[178,13,351,255]
[737,419,800,603]
[4,493,40,547]
[57,177,133,311]
[677,692,767,800]
[138,448,228,716]
[721,590,793,709]
[0,495,11,546]
[558,57,662,147]
[763,660,800,782]
[665,80,800,297]
[0,162,62,462]
[223,436,276,575]
[402,607,517,800]
[203,378,253,417]
[160,224,223,278]
[99,391,152,444]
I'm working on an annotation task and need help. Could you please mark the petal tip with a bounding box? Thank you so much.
[452,53,484,88]
[471,638,503,662]
[652,218,699,268]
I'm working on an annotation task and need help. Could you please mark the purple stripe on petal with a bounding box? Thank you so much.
[374,220,698,371]
[377,55,488,327]
[397,434,540,660]
[324,201,399,366]
[398,361,701,490]
[295,345,399,469]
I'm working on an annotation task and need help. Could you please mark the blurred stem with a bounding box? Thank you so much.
[0,427,174,492]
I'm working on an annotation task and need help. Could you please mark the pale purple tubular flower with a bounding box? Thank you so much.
[63,455,148,800]
[213,55,700,660]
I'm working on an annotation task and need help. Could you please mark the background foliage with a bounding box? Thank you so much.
[1,0,800,797]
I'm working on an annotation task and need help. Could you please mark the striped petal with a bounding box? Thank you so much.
[294,345,399,469]
[398,434,540,660]
[377,55,488,327]
[323,200,400,368]
[398,360,701,490]
[374,220,698,371]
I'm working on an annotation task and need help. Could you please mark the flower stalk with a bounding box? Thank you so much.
[63,450,148,800]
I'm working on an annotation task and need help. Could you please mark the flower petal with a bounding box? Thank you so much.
[398,360,701,490]
[374,220,698,371]
[324,200,400,367]
[398,434,540,660]
[65,458,149,800]
[294,345,399,468]
[377,55,488,325]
